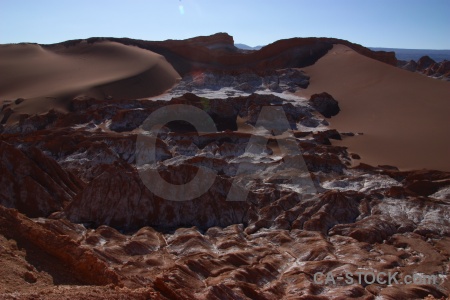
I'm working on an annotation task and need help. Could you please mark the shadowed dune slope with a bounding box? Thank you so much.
[298,44,450,171]
[0,41,180,118]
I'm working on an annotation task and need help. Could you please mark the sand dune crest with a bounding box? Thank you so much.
[298,44,450,171]
[0,41,180,119]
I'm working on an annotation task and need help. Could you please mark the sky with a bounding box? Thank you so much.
[1,0,449,49]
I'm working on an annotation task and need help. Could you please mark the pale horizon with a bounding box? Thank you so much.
[1,0,449,49]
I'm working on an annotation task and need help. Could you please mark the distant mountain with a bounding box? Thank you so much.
[35,34,397,77]
[235,45,450,61]
[235,43,263,50]
[370,47,450,62]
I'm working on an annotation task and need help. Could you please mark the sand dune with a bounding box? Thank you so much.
[2,38,448,171]
[297,44,450,171]
[0,41,180,120]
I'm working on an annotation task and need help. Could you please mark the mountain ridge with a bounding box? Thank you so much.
[370,47,450,62]
[34,33,397,76]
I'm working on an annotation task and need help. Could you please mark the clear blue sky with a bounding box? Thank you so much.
[1,0,449,49]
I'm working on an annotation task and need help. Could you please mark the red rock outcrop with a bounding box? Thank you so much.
[0,141,83,217]
[47,34,397,76]
[0,206,121,286]
[418,55,437,69]
[64,163,249,230]
[309,92,340,118]
[3,204,449,299]
[1,87,449,298]
[399,55,450,80]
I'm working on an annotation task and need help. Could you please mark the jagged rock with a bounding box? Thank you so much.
[436,60,450,75]
[277,68,310,89]
[400,56,450,80]
[14,98,25,105]
[109,109,151,132]
[350,153,361,159]
[401,59,418,72]
[2,109,61,134]
[183,32,235,50]
[0,141,83,217]
[303,154,345,173]
[64,164,249,230]
[322,129,342,140]
[0,206,121,286]
[418,55,436,70]
[425,59,450,79]
[309,92,340,118]
[302,191,362,234]
[0,107,14,124]
[312,130,342,145]
[2,84,450,298]
[406,180,442,196]
[173,140,199,156]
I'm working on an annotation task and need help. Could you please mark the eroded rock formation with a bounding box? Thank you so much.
[309,92,340,118]
[0,34,448,299]
[48,34,397,76]
[399,55,450,80]
[1,89,449,299]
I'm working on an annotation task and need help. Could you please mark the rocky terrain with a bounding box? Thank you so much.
[399,56,450,81]
[1,34,449,299]
[47,33,397,76]
[1,90,450,299]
